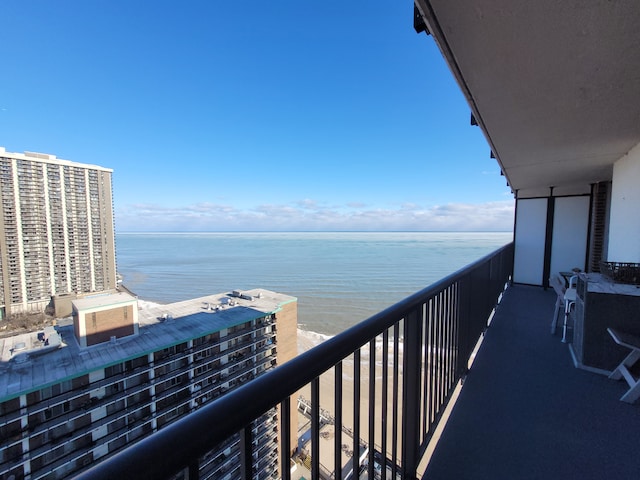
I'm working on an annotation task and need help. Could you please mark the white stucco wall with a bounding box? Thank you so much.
[513,198,547,285]
[608,142,640,262]
[550,196,590,274]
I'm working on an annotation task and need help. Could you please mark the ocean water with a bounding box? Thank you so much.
[116,232,512,337]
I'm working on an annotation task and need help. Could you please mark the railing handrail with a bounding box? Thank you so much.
[74,242,514,480]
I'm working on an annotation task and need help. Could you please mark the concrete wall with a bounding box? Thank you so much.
[53,294,78,318]
[84,305,136,347]
[513,198,547,285]
[275,300,298,367]
[274,299,298,460]
[514,195,590,286]
[73,301,139,348]
[608,142,640,262]
[549,196,590,274]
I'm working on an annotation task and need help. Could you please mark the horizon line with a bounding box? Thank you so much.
[115,230,514,234]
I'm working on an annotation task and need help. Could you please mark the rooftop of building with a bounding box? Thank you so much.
[0,288,296,401]
[72,291,138,310]
[0,146,113,173]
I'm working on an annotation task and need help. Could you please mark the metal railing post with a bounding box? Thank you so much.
[280,397,291,480]
[311,377,320,480]
[334,362,343,480]
[239,425,253,480]
[352,350,361,480]
[401,307,422,479]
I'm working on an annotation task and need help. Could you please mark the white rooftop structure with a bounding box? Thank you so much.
[72,291,136,310]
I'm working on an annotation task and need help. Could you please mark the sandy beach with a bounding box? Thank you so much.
[297,329,405,474]
[136,300,407,474]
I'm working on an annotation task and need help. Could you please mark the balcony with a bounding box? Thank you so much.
[425,284,640,479]
[68,243,640,480]
[73,244,513,479]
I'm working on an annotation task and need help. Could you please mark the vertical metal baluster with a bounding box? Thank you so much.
[453,282,460,388]
[452,282,458,380]
[422,300,429,438]
[438,292,446,406]
[391,323,399,477]
[280,397,291,480]
[368,338,376,478]
[381,329,389,480]
[423,301,429,443]
[442,288,451,398]
[311,377,320,480]
[429,297,436,427]
[335,362,343,480]
[442,287,448,394]
[445,286,452,392]
[240,425,253,480]
[438,291,445,408]
[459,275,469,378]
[188,460,200,480]
[446,284,452,385]
[452,282,459,387]
[434,293,440,416]
[442,288,449,392]
[353,349,361,480]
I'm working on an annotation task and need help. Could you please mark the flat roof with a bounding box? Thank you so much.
[0,289,296,401]
[73,292,137,310]
[0,146,113,173]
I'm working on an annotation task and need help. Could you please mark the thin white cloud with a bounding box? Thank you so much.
[346,201,367,208]
[116,199,514,232]
[295,199,319,210]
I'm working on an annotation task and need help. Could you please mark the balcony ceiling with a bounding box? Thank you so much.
[416,0,640,197]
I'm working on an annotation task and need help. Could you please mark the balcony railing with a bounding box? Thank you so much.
[74,242,514,480]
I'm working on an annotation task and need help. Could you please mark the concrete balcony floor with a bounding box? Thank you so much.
[424,285,640,479]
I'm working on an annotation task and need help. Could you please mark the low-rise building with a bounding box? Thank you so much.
[0,288,297,480]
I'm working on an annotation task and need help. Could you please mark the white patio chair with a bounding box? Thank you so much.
[561,275,578,343]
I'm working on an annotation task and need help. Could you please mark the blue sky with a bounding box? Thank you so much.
[0,1,514,232]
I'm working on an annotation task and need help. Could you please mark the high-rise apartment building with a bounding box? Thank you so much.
[0,147,116,317]
[0,288,298,480]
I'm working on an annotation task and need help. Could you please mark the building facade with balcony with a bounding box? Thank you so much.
[0,288,297,480]
[0,147,117,318]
